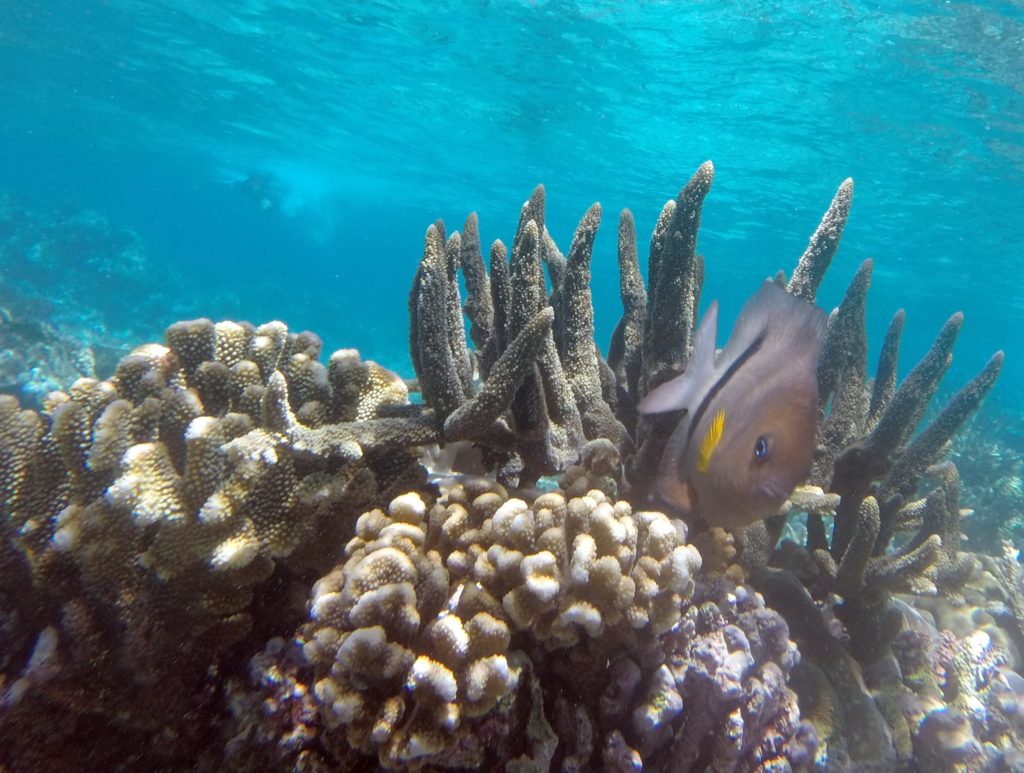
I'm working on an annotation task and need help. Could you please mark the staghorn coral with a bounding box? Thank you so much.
[407,164,999,655]
[759,239,1002,671]
[395,165,998,767]
[406,162,823,504]
[409,186,638,488]
[623,162,713,493]
[408,166,1004,769]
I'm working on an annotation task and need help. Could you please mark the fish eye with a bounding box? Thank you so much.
[753,435,771,461]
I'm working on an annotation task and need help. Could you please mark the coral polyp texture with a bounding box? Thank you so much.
[0,164,1018,771]
[0,316,433,766]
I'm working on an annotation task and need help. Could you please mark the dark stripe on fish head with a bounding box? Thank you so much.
[685,332,765,449]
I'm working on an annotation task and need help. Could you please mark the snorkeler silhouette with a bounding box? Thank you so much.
[230,170,282,212]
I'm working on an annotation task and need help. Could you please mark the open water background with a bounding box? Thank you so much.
[1,1,1022,409]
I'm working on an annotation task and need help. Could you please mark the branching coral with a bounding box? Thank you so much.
[404,165,1006,769]
[764,243,1002,671]
[303,490,513,765]
[409,186,638,487]
[301,482,699,764]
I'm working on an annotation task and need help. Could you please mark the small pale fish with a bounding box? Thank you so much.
[637,281,826,529]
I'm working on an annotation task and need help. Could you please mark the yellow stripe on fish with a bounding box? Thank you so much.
[698,408,726,474]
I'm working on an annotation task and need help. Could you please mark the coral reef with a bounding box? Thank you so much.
[400,165,1010,770]
[0,194,148,290]
[0,165,1016,770]
[0,308,108,408]
[753,247,1004,765]
[0,192,171,347]
[953,405,1024,552]
[888,608,1024,769]
[409,188,628,488]
[301,482,703,767]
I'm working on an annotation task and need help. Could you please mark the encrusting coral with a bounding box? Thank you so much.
[0,163,1016,771]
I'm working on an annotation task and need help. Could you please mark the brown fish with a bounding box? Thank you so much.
[637,281,825,529]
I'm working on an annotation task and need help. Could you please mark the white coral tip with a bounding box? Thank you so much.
[388,491,426,521]
[210,536,258,570]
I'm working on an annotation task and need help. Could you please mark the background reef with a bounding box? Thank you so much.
[2,166,1022,771]
[0,194,185,407]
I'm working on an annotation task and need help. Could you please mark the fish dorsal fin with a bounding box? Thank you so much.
[637,300,719,414]
[720,281,825,367]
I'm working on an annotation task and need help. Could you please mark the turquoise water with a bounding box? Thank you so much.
[1,0,1022,403]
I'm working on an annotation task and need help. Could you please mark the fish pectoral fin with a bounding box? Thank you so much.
[637,300,719,415]
[659,474,697,515]
[697,409,725,473]
[637,375,694,414]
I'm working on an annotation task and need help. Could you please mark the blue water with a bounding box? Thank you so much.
[1,1,1022,404]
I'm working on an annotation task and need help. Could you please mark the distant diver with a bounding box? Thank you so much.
[231,170,281,212]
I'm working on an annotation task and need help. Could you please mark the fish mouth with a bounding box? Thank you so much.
[755,478,791,505]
